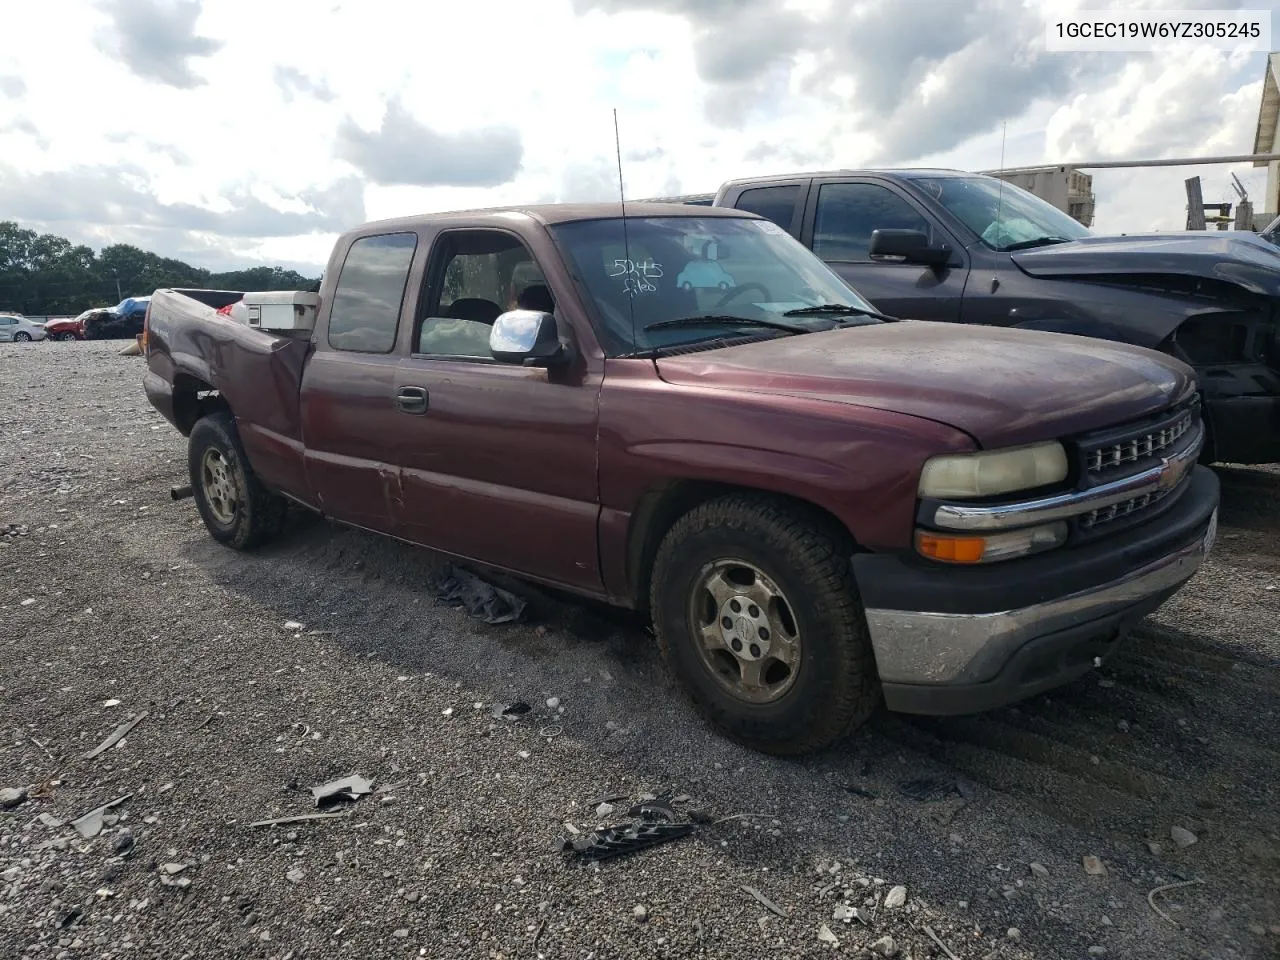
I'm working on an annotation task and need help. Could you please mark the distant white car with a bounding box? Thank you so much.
[0,315,47,342]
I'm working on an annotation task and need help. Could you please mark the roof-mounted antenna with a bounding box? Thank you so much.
[613,108,638,353]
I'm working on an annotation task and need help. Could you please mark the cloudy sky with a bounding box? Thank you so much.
[0,0,1275,273]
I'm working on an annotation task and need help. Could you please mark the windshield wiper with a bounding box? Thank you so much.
[643,315,808,335]
[1001,236,1074,252]
[781,303,900,323]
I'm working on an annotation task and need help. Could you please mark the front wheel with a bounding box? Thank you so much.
[13,332,30,342]
[57,332,77,341]
[649,494,880,755]
[188,411,287,549]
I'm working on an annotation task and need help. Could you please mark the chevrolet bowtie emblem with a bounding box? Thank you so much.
[1157,456,1182,492]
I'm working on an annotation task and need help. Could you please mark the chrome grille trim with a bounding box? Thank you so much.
[1080,488,1174,529]
[1084,409,1193,473]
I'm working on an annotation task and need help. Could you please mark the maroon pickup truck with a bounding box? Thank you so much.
[142,202,1220,755]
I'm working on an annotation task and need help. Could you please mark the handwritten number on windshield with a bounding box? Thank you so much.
[609,258,664,297]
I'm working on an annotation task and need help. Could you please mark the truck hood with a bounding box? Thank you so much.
[1010,232,1280,295]
[654,321,1194,449]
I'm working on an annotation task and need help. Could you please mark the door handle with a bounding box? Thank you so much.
[394,385,429,414]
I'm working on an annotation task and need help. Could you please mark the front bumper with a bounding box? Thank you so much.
[853,464,1220,715]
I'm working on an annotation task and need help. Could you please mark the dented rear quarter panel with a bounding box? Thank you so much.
[145,290,312,497]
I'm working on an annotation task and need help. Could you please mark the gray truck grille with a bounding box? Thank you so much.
[1084,409,1193,474]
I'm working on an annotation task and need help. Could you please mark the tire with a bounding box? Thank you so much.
[57,332,76,341]
[649,493,880,755]
[13,332,30,342]
[188,411,287,550]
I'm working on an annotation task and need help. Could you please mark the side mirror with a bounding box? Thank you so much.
[490,309,570,367]
[868,228,952,266]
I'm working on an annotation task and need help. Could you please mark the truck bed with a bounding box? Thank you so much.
[144,289,313,487]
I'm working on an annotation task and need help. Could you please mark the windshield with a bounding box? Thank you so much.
[549,215,880,355]
[914,176,1092,251]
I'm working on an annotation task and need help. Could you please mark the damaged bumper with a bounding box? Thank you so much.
[853,465,1220,715]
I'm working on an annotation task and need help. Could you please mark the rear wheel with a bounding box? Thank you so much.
[188,411,287,549]
[649,493,880,755]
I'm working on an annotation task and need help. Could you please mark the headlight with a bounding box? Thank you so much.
[918,441,1068,499]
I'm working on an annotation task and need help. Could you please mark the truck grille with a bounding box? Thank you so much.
[1079,488,1174,530]
[1084,408,1193,474]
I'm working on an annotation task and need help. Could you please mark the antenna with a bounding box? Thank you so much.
[993,119,1008,247]
[613,108,638,352]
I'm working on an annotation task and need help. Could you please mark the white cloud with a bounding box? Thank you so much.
[0,0,1274,274]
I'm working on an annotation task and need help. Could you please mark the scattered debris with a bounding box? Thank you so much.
[1029,861,1049,878]
[103,699,121,708]
[897,777,959,801]
[554,820,694,862]
[69,794,132,839]
[248,811,350,829]
[817,924,839,946]
[27,736,56,762]
[1082,855,1107,876]
[491,701,531,720]
[1170,825,1198,848]
[628,799,677,822]
[111,828,134,855]
[311,774,373,808]
[82,710,149,760]
[833,904,856,922]
[37,813,65,828]
[870,934,899,957]
[161,862,188,875]
[0,786,28,809]
[633,905,648,923]
[596,803,616,818]
[742,885,788,919]
[924,925,961,960]
[283,621,304,630]
[1147,877,1205,927]
[884,885,907,909]
[428,564,526,624]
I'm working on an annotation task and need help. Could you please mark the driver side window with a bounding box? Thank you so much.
[417,232,556,359]
[813,182,932,262]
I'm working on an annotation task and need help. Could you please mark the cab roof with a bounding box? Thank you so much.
[350,201,760,236]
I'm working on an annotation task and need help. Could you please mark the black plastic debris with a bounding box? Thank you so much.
[555,820,694,862]
[311,774,374,808]
[491,701,532,721]
[628,800,677,822]
[897,777,960,802]
[429,565,526,624]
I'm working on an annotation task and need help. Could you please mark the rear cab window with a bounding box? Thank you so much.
[327,232,418,353]
[735,185,802,234]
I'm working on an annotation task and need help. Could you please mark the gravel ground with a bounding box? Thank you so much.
[1,339,1278,960]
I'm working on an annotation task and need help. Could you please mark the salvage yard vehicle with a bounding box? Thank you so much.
[702,169,1280,465]
[142,202,1220,755]
[0,314,48,342]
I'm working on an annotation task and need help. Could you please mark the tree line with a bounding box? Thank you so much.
[0,221,319,316]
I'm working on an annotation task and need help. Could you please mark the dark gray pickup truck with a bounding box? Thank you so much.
[665,169,1280,465]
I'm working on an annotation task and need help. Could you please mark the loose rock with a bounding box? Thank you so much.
[0,787,28,809]
[1029,861,1049,878]
[870,934,898,957]
[1083,855,1107,876]
[817,924,839,946]
[1170,826,1197,848]
[633,905,648,923]
[884,885,907,908]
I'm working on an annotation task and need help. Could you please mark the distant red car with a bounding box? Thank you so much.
[45,309,112,341]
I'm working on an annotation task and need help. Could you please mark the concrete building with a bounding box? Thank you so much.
[1252,51,1280,222]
